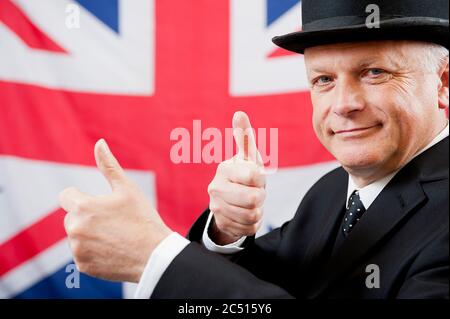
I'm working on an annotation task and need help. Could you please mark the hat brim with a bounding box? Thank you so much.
[272,17,449,54]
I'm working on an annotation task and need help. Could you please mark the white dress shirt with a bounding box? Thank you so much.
[134,122,449,298]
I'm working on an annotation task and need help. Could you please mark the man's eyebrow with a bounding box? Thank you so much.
[358,56,402,69]
[358,58,379,68]
[308,54,404,74]
[309,66,332,74]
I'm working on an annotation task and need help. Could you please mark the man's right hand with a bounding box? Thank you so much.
[207,111,266,245]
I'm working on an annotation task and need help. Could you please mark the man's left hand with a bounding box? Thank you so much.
[59,139,172,283]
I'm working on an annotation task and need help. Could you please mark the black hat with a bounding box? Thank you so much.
[272,0,449,54]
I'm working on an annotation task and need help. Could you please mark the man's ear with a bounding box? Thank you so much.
[437,57,449,110]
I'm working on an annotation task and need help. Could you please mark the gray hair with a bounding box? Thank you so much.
[425,43,449,72]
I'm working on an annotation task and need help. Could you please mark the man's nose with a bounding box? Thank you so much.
[331,77,366,116]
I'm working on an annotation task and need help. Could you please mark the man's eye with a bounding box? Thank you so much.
[366,68,385,76]
[314,76,333,85]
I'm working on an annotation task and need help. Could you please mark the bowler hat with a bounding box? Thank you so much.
[272,0,449,53]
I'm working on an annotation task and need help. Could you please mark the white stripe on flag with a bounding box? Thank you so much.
[0,238,72,298]
[0,155,157,244]
[259,161,340,236]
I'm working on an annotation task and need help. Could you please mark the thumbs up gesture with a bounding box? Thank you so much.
[59,139,171,283]
[207,111,266,245]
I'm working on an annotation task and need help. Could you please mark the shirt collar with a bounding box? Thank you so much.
[347,122,449,209]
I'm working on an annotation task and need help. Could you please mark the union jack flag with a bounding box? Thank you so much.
[0,0,336,298]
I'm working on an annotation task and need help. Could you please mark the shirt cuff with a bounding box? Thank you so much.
[201,212,247,254]
[134,232,190,299]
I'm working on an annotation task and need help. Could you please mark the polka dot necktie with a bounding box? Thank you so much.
[342,190,366,236]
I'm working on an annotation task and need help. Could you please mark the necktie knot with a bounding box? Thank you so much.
[342,190,366,236]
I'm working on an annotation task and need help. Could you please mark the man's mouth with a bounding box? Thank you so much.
[333,124,381,136]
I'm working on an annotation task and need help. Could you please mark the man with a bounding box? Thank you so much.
[59,0,449,298]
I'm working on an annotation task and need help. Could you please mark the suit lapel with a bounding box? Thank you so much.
[308,174,427,298]
[300,170,348,277]
[308,137,448,298]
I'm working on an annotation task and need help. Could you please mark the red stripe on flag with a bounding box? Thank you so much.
[0,0,67,53]
[267,47,297,58]
[0,208,67,277]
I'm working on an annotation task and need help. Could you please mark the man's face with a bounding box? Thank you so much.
[304,41,448,184]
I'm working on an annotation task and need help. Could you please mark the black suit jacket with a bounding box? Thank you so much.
[152,137,449,299]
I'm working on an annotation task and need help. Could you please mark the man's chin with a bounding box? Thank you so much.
[334,150,383,171]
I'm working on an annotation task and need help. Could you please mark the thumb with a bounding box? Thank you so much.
[94,139,128,191]
[232,111,263,165]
